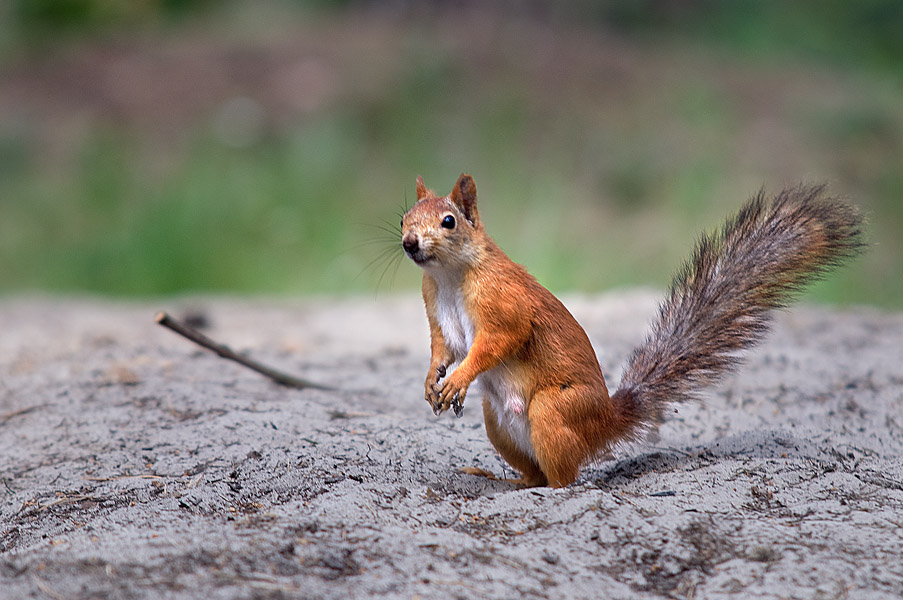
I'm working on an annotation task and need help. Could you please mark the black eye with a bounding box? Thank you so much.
[441,215,456,229]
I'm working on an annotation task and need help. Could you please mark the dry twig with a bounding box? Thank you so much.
[154,311,333,391]
[1,404,46,425]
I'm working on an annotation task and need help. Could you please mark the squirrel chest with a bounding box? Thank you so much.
[432,275,474,360]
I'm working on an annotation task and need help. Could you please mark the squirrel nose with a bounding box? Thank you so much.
[402,234,419,254]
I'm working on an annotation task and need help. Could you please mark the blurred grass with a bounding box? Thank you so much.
[0,1,901,305]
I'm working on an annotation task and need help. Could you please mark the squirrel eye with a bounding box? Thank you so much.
[441,215,456,229]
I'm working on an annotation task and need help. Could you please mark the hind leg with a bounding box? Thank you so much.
[528,386,601,488]
[460,398,547,487]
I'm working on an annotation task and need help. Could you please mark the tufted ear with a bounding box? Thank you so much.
[450,173,479,225]
[415,175,431,200]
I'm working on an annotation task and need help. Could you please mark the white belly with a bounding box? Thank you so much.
[482,368,534,459]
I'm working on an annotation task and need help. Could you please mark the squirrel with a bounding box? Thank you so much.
[401,174,864,488]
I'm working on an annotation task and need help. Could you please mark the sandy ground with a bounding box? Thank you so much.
[1,292,901,599]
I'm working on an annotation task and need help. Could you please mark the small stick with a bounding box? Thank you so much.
[154,311,334,391]
[1,404,46,424]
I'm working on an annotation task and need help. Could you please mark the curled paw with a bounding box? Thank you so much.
[424,364,447,408]
[435,375,469,417]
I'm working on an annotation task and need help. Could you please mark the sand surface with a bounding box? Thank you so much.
[1,292,901,599]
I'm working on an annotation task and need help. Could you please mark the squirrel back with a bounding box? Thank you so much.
[613,185,864,439]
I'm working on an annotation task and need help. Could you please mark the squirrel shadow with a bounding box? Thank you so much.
[589,429,836,488]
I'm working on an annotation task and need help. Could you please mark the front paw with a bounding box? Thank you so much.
[424,364,447,410]
[435,373,469,417]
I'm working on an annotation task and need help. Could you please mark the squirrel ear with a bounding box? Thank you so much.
[415,175,430,200]
[450,173,479,225]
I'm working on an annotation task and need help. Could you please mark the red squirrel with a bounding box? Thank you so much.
[401,174,863,487]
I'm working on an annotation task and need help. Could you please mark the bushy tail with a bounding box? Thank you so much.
[612,184,864,434]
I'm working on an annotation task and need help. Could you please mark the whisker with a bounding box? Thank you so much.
[353,237,401,251]
[372,223,402,238]
[361,245,402,273]
[351,220,402,253]
[375,252,404,293]
[360,218,403,237]
[352,195,416,293]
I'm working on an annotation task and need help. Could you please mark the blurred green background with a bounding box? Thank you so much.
[1,0,901,305]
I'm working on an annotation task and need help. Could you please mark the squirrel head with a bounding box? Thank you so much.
[401,173,482,270]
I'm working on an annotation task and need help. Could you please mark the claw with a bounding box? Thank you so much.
[452,396,464,418]
[436,365,447,379]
